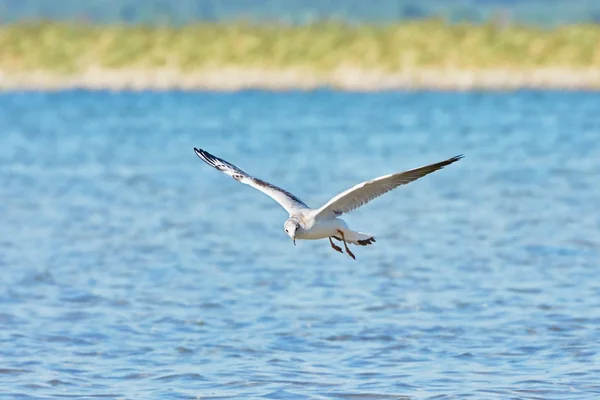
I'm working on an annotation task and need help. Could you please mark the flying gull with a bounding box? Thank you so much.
[194,148,462,260]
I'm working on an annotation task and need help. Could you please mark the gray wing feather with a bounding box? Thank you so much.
[194,148,308,214]
[313,155,463,218]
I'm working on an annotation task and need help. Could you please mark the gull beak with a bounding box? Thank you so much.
[293,237,296,246]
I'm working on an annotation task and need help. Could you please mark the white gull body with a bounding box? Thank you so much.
[194,148,462,259]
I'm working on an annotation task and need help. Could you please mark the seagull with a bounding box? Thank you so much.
[194,148,462,260]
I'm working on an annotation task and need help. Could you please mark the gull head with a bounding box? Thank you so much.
[284,219,299,246]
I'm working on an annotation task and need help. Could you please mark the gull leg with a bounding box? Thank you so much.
[337,230,356,260]
[329,237,343,254]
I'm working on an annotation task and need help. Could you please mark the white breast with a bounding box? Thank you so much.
[297,218,346,240]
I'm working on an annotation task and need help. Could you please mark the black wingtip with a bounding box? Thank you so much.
[447,154,464,164]
[428,154,463,172]
[194,147,213,163]
[193,147,215,167]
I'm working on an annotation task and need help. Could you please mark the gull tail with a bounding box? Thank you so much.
[333,231,376,246]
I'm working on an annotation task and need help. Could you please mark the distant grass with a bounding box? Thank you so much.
[1,20,600,73]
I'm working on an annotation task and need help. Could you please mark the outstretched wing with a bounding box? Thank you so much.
[194,148,308,214]
[313,155,463,219]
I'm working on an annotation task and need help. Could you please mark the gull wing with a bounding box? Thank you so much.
[313,155,463,219]
[194,148,308,215]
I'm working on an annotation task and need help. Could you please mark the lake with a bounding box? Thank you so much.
[1,90,599,399]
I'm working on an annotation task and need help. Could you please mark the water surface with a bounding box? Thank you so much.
[1,90,599,399]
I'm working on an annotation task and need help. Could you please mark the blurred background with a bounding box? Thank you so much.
[3,0,600,25]
[2,0,600,90]
[2,1,600,399]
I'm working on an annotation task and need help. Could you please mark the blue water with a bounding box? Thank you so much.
[1,90,599,399]
[4,0,600,26]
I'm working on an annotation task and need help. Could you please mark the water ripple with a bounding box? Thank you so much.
[1,90,599,398]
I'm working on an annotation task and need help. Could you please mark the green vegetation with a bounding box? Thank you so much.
[1,20,600,74]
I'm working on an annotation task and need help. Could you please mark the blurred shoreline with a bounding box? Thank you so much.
[2,21,600,91]
[2,67,600,91]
